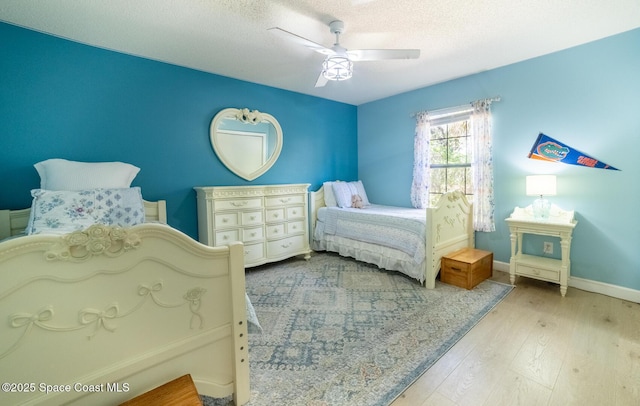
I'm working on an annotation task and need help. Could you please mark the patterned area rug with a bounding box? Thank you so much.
[204,252,512,406]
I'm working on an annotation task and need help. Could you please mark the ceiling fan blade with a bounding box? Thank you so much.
[268,27,334,55]
[315,72,328,88]
[347,49,420,61]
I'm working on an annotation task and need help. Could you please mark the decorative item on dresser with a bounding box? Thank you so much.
[506,204,577,296]
[195,184,311,267]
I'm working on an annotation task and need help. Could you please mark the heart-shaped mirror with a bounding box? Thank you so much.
[210,108,283,181]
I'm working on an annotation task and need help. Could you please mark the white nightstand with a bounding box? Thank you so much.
[505,205,577,296]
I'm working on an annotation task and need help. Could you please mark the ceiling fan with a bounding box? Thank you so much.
[268,20,420,87]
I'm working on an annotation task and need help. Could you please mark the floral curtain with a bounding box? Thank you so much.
[410,112,431,209]
[470,100,495,232]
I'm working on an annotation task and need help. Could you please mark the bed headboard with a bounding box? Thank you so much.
[308,185,326,245]
[0,199,167,239]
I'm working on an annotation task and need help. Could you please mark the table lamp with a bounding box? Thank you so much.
[526,175,556,220]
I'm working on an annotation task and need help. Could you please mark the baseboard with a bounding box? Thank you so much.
[493,260,640,303]
[493,260,510,273]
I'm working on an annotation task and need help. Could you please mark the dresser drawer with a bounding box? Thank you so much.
[241,210,263,226]
[215,212,239,228]
[215,229,239,245]
[265,195,305,207]
[195,184,311,267]
[286,206,305,220]
[287,220,305,235]
[243,242,265,264]
[214,198,262,211]
[267,235,306,258]
[516,263,559,282]
[265,223,285,238]
[242,226,264,243]
[265,208,285,222]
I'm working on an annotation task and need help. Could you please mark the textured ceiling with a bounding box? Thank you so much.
[2,0,640,105]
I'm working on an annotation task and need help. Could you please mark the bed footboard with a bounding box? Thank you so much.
[425,191,474,288]
[0,223,249,405]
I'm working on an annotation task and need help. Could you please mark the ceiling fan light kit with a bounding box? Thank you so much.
[322,55,353,81]
[269,19,419,87]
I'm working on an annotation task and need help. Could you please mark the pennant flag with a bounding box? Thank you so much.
[528,133,620,171]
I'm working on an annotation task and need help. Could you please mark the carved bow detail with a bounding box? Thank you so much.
[79,304,119,338]
[138,282,164,297]
[10,307,54,328]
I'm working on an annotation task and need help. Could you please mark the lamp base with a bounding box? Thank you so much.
[532,197,551,220]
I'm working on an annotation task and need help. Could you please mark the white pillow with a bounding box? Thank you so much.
[352,180,370,206]
[323,181,338,207]
[331,181,371,208]
[27,187,146,235]
[332,182,357,208]
[34,159,140,191]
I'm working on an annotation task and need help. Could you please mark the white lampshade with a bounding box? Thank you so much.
[526,175,557,197]
[322,56,353,81]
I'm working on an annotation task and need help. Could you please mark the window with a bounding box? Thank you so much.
[428,115,473,206]
[411,98,497,231]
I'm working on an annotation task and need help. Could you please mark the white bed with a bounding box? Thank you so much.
[309,184,474,288]
[0,199,251,405]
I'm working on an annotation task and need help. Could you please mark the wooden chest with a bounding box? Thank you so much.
[441,248,493,290]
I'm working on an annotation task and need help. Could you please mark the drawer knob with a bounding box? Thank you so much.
[292,225,297,230]
[251,232,256,237]
[222,218,228,223]
[451,266,462,272]
[250,216,256,220]
[231,201,248,207]
[280,198,291,203]
[282,242,292,248]
[273,213,279,218]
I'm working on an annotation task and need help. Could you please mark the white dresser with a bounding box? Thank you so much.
[194,184,311,267]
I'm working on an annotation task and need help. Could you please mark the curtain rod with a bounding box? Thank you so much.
[410,96,501,118]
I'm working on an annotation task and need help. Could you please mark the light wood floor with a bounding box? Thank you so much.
[391,271,640,406]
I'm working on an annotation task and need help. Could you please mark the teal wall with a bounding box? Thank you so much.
[2,20,638,292]
[358,28,640,290]
[0,22,358,239]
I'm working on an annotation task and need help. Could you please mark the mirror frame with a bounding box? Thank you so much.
[210,107,283,181]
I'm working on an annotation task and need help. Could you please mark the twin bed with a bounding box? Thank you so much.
[0,164,474,406]
[309,182,474,288]
[0,159,251,406]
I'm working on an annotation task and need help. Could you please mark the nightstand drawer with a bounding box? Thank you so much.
[516,264,559,282]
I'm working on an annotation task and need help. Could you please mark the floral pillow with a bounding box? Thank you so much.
[27,187,146,235]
